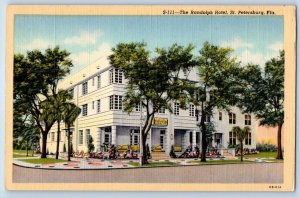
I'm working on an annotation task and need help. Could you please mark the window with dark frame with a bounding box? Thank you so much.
[245,114,251,125]
[219,112,222,121]
[97,99,101,113]
[229,112,236,124]
[229,131,236,145]
[109,68,123,84]
[245,132,252,145]
[82,104,88,116]
[189,104,195,117]
[82,82,88,95]
[97,75,101,89]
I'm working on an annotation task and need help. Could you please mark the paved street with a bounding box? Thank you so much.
[13,163,283,183]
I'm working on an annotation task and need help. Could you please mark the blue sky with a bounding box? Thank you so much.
[14,15,283,74]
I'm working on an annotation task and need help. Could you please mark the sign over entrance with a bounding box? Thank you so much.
[152,118,168,126]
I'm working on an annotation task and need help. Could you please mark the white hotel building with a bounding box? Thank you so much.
[45,57,256,154]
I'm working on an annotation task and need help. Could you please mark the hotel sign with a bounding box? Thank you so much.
[152,118,168,126]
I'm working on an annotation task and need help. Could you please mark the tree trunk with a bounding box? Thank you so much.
[26,141,29,157]
[240,142,243,162]
[32,144,34,157]
[67,127,71,161]
[41,133,47,158]
[200,110,207,162]
[141,132,148,165]
[55,122,60,159]
[277,123,283,160]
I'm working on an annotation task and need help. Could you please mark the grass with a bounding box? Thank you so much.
[242,152,279,159]
[13,154,37,158]
[190,159,253,165]
[20,158,67,164]
[128,161,178,167]
[13,150,35,154]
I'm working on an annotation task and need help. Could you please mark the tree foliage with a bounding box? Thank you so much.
[238,51,284,159]
[14,46,73,158]
[109,42,195,164]
[195,42,240,162]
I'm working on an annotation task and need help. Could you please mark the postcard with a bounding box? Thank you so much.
[5,5,296,191]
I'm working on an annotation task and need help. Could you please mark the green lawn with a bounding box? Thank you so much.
[128,161,178,167]
[13,150,35,154]
[191,159,253,165]
[13,154,36,158]
[20,158,67,164]
[242,152,278,159]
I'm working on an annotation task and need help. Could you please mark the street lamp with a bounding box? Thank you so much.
[139,100,143,166]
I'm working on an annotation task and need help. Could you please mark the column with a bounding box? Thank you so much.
[111,125,117,145]
[96,128,101,152]
[192,130,196,147]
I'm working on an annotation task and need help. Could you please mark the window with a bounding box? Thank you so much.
[104,127,111,144]
[97,75,101,89]
[245,114,251,125]
[229,131,236,145]
[97,99,101,113]
[205,115,211,122]
[109,95,123,110]
[135,103,140,112]
[219,112,222,121]
[69,88,74,99]
[174,102,179,115]
[82,82,88,95]
[189,104,195,117]
[92,101,94,109]
[130,129,140,145]
[92,78,95,86]
[229,112,236,124]
[245,132,252,145]
[110,68,123,84]
[82,104,88,116]
[158,107,165,114]
[58,131,61,141]
[79,130,83,144]
[86,129,90,145]
[51,132,55,142]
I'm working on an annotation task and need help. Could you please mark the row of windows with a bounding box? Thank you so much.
[82,98,251,125]
[229,131,252,145]
[48,132,62,142]
[75,69,123,97]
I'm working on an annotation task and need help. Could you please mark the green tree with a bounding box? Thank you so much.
[195,42,240,162]
[62,103,81,161]
[40,90,71,159]
[87,136,95,153]
[232,126,251,161]
[109,42,195,164]
[14,47,73,158]
[239,51,284,159]
[22,118,40,157]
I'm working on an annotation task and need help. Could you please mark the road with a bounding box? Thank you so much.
[13,163,283,183]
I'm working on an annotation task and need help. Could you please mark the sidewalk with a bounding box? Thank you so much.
[13,154,275,170]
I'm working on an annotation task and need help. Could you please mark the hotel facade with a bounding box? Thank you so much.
[45,57,256,155]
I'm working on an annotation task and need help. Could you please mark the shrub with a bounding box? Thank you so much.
[88,136,95,153]
[63,143,66,152]
[146,144,151,159]
[256,143,277,152]
[169,145,177,158]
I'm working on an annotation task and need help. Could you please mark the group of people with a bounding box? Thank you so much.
[87,145,139,159]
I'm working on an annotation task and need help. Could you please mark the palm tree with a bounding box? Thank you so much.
[62,103,81,161]
[40,90,71,159]
[232,126,251,161]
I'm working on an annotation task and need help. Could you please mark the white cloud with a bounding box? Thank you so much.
[70,42,112,67]
[17,38,54,52]
[268,41,283,52]
[63,30,103,46]
[237,49,266,66]
[220,37,254,49]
